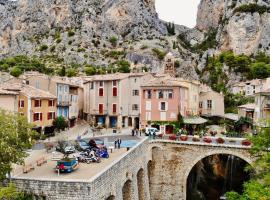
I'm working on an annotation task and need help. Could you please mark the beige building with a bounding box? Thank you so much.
[254,88,270,123]
[0,88,19,112]
[1,83,57,132]
[199,85,225,117]
[83,73,153,129]
[238,103,255,121]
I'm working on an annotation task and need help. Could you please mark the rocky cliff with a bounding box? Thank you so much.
[196,0,270,55]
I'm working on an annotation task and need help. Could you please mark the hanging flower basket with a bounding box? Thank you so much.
[169,135,177,141]
[242,140,252,146]
[216,138,225,144]
[180,135,188,141]
[203,138,212,143]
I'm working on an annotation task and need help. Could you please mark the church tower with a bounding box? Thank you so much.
[163,52,176,76]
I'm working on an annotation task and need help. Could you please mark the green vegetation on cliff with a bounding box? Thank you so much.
[234,3,270,14]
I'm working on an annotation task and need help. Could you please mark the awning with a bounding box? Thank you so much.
[223,113,239,121]
[183,116,207,124]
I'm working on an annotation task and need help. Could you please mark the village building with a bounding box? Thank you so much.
[199,85,225,117]
[140,76,189,134]
[238,103,256,121]
[23,73,83,127]
[254,87,270,123]
[83,73,153,129]
[1,83,57,133]
[0,88,19,112]
[232,78,270,96]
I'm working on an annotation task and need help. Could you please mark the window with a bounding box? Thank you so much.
[33,113,42,122]
[99,81,104,87]
[113,87,117,97]
[59,85,63,92]
[112,80,117,86]
[19,100,24,108]
[112,104,117,113]
[90,82,94,89]
[64,85,68,93]
[34,100,42,107]
[132,104,139,111]
[48,100,55,107]
[146,112,151,121]
[47,112,55,120]
[207,100,212,109]
[145,90,151,99]
[199,101,203,108]
[35,80,40,89]
[168,90,173,99]
[158,90,164,99]
[99,88,104,97]
[99,104,103,114]
[133,90,139,96]
[160,102,166,111]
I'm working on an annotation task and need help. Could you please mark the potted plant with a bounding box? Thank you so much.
[169,134,177,141]
[158,133,164,138]
[216,138,225,144]
[203,138,212,143]
[180,135,188,141]
[242,139,252,146]
[192,137,200,142]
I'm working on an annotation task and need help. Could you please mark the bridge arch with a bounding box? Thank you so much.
[105,195,115,200]
[183,150,252,200]
[122,179,133,200]
[137,168,146,200]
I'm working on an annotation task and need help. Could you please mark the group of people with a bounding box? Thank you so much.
[131,129,142,137]
[114,138,122,149]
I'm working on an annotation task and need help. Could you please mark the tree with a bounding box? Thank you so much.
[0,110,35,180]
[226,125,270,200]
[84,65,96,75]
[53,116,69,131]
[0,183,33,200]
[251,62,270,79]
[58,66,66,77]
[10,67,22,77]
[116,60,131,73]
[66,68,78,77]
[109,36,118,47]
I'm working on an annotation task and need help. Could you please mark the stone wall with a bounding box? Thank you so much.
[13,138,151,200]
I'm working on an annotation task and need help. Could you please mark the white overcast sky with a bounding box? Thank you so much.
[155,0,201,28]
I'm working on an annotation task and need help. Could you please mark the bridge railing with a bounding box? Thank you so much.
[148,135,252,149]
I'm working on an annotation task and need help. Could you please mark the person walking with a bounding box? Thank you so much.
[117,138,122,149]
[114,140,117,149]
[135,129,138,136]
[132,129,135,136]
[139,129,142,137]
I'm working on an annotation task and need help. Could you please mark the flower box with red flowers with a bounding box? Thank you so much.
[241,140,252,146]
[203,138,212,143]
[216,138,225,144]
[180,135,188,141]
[169,135,177,141]
[157,134,164,138]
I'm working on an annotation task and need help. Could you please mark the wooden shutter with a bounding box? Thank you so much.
[113,87,117,96]
[99,88,104,97]
[40,113,43,121]
[113,104,117,113]
[99,104,103,114]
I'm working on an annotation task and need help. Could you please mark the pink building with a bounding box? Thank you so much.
[140,76,188,134]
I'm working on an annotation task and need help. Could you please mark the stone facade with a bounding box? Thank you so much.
[12,139,252,200]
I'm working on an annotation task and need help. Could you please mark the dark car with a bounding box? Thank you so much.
[75,139,91,151]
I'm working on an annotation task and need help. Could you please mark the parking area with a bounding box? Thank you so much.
[12,147,128,181]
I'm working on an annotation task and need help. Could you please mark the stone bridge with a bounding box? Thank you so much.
[13,138,253,200]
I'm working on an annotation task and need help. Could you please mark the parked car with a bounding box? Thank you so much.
[75,139,91,151]
[55,141,76,154]
[145,127,160,136]
[55,157,79,173]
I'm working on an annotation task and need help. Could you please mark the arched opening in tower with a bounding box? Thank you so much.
[187,154,251,200]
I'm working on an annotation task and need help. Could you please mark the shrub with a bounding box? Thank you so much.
[84,65,96,75]
[216,138,225,144]
[233,4,270,14]
[152,48,167,60]
[53,116,69,131]
[68,30,75,37]
[50,45,56,52]
[39,45,48,51]
[77,48,86,52]
[109,36,118,47]
[116,60,131,73]
[10,66,22,77]
[56,38,62,43]
[66,68,78,77]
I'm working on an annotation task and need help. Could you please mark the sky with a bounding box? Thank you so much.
[155,0,201,28]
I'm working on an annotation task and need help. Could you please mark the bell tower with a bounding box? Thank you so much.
[163,52,176,76]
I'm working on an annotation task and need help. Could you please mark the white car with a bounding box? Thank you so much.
[145,127,160,136]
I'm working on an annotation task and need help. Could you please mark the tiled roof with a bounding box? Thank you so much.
[1,83,56,99]
[0,88,18,95]
[141,76,188,87]
[238,103,256,110]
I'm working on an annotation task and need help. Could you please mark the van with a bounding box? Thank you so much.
[145,127,159,136]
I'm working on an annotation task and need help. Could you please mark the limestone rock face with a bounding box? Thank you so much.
[196,0,270,55]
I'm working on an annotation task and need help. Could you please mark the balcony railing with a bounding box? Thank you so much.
[57,101,71,107]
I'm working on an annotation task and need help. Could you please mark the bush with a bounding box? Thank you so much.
[234,4,270,14]
[68,30,75,37]
[152,48,167,60]
[53,116,69,131]
[39,45,48,51]
[66,68,78,77]
[10,66,22,77]
[109,36,118,47]
[56,38,62,43]
[84,65,96,75]
[77,48,86,52]
[50,45,56,52]
[116,60,131,73]
[250,62,270,79]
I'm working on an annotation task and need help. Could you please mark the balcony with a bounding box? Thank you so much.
[57,101,71,107]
